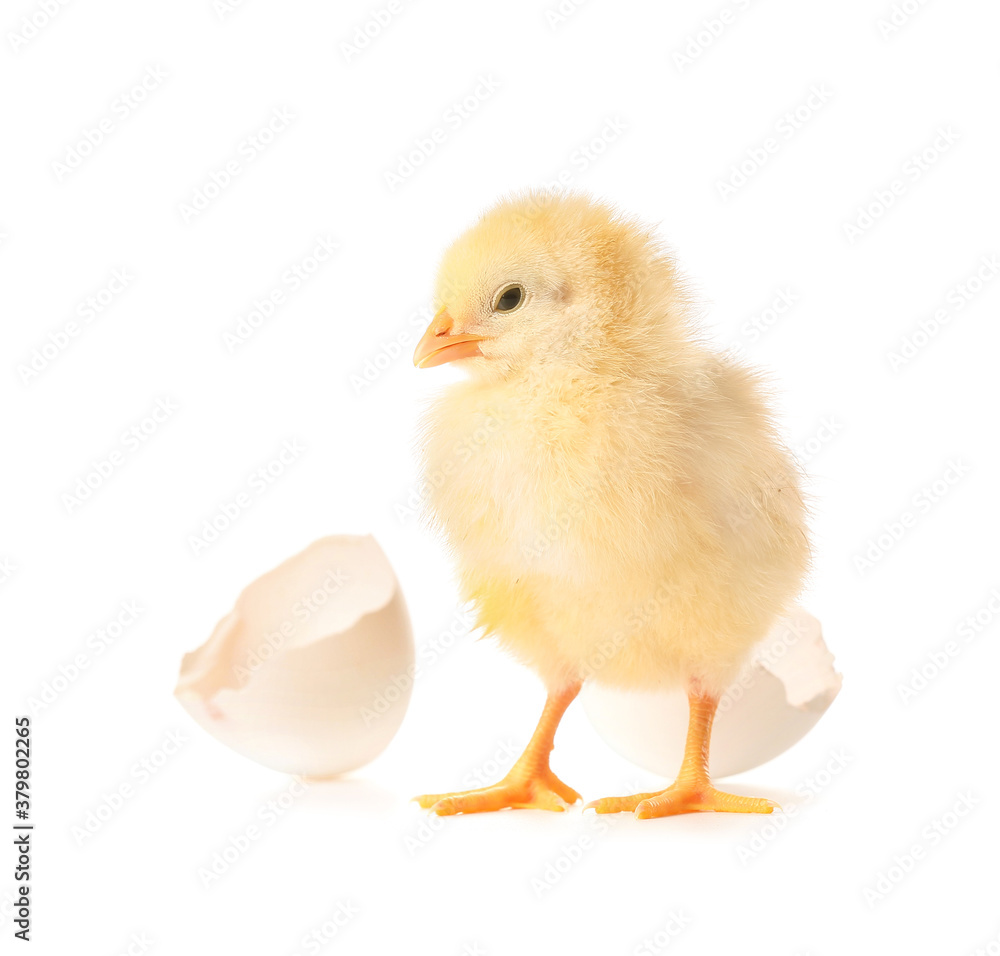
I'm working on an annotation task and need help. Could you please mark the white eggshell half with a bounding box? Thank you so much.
[175,535,414,777]
[581,607,842,779]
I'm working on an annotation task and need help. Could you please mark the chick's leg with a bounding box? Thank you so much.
[415,682,581,815]
[586,684,778,819]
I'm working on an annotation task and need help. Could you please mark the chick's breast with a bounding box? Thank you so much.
[420,356,810,697]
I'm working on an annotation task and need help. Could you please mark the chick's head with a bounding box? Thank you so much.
[414,192,685,380]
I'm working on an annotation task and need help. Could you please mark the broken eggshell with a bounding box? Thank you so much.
[582,607,842,779]
[174,535,414,777]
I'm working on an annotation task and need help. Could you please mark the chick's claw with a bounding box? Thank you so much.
[415,768,581,816]
[584,792,663,815]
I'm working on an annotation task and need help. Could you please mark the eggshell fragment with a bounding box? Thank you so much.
[175,535,414,777]
[581,608,842,779]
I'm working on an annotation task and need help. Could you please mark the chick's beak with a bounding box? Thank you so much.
[413,307,486,368]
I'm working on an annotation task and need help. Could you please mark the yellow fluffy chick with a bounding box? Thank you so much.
[412,192,810,819]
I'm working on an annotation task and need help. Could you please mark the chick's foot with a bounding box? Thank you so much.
[585,685,778,819]
[415,683,582,815]
[416,765,581,815]
[586,784,776,818]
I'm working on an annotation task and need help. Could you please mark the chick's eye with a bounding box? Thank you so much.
[494,285,524,313]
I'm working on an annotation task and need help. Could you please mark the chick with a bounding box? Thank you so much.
[412,192,809,818]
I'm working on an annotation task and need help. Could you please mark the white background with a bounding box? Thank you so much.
[3,0,1000,953]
